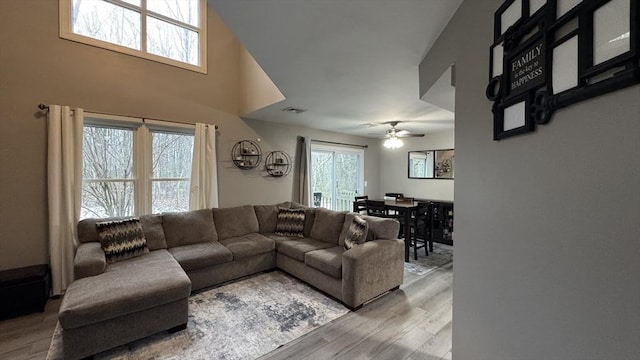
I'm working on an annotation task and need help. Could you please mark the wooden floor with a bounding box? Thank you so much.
[0,251,452,360]
[260,260,453,360]
[0,298,61,360]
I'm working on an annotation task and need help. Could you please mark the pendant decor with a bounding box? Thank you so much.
[487,0,639,140]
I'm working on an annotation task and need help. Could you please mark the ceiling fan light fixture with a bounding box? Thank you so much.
[383,136,403,149]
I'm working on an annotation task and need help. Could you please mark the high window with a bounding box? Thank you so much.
[60,0,207,72]
[81,114,194,219]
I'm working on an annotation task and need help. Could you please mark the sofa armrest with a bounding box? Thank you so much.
[341,239,404,308]
[74,242,106,280]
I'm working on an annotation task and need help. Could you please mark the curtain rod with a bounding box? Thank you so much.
[310,139,368,149]
[37,104,218,129]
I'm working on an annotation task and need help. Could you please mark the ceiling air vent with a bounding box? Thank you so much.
[281,106,307,114]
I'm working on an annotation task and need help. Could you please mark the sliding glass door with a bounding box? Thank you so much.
[310,144,364,211]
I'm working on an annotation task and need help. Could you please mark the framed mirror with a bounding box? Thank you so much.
[435,149,455,179]
[408,151,435,178]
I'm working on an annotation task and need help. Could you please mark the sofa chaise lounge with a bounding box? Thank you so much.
[57,202,403,359]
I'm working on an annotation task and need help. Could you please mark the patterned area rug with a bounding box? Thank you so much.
[46,271,349,360]
[404,243,454,276]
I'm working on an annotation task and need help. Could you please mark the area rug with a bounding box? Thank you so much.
[404,243,453,276]
[46,271,349,360]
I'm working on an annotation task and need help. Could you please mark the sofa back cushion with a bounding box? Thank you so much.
[254,205,279,233]
[212,205,259,240]
[302,208,316,237]
[310,208,346,244]
[77,215,167,250]
[139,214,167,250]
[163,209,217,247]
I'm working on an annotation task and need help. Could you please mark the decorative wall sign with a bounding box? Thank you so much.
[487,0,640,140]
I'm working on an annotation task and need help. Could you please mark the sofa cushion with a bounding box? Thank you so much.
[219,233,275,260]
[361,214,400,241]
[302,209,316,237]
[278,238,335,262]
[262,233,298,249]
[168,242,233,271]
[254,205,279,233]
[305,246,344,279]
[213,205,259,240]
[162,209,217,247]
[58,250,191,330]
[96,218,149,264]
[343,215,368,250]
[139,214,167,250]
[275,208,306,237]
[310,208,347,245]
[78,215,166,250]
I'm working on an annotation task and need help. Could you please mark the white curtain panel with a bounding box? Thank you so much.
[47,105,83,295]
[190,123,219,209]
[297,137,312,206]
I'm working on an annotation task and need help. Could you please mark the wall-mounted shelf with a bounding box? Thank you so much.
[264,150,291,177]
[232,140,262,170]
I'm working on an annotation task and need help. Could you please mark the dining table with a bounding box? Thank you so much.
[353,199,418,262]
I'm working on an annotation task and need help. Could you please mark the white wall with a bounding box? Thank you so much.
[379,129,454,201]
[420,1,640,359]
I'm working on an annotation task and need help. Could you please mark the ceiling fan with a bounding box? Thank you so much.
[382,121,425,138]
[380,121,424,149]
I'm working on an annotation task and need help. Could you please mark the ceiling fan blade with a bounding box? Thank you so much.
[397,133,425,138]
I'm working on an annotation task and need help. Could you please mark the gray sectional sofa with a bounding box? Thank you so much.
[58,202,403,359]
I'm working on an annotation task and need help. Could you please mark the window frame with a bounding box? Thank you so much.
[59,0,208,73]
[82,112,195,219]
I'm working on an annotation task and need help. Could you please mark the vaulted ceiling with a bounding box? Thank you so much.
[210,0,462,137]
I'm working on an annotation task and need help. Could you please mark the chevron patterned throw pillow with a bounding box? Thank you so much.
[96,218,150,264]
[344,215,368,250]
[274,208,306,237]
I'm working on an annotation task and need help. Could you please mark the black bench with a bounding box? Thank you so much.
[0,264,51,320]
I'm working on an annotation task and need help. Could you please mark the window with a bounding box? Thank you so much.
[81,114,194,219]
[310,144,364,211]
[60,0,207,73]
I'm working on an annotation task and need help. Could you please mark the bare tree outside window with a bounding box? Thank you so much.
[81,126,195,219]
[71,0,201,66]
[82,126,134,218]
[73,0,141,50]
[151,132,193,213]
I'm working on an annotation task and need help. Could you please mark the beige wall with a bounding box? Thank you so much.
[378,129,454,201]
[420,1,640,359]
[239,48,285,115]
[0,1,379,270]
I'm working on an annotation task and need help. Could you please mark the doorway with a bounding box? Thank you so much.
[310,144,364,211]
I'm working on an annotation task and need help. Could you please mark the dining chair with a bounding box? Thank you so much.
[313,192,322,207]
[365,199,388,217]
[354,195,368,213]
[409,202,432,259]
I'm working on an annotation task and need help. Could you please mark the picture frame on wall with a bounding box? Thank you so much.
[487,0,640,140]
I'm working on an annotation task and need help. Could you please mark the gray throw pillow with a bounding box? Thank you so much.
[274,208,306,237]
[344,215,368,250]
[96,218,149,264]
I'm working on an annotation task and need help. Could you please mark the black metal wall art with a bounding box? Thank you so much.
[487,0,639,140]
